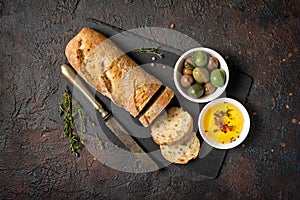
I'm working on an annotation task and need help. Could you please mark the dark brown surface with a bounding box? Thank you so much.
[0,0,299,199]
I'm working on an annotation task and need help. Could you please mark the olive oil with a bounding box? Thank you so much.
[202,102,244,144]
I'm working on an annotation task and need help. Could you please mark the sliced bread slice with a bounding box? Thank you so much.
[151,107,193,145]
[139,87,174,127]
[160,132,200,164]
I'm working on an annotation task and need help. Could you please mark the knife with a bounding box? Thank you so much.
[60,64,160,171]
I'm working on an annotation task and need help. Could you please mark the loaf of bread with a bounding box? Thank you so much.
[151,107,193,145]
[160,132,200,164]
[139,87,174,127]
[65,27,163,118]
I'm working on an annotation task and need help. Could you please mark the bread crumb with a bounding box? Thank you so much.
[289,92,293,96]
[286,104,289,109]
[292,118,297,124]
[170,23,175,29]
[271,149,274,153]
[280,142,286,147]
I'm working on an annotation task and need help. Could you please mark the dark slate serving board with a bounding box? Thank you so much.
[71,18,252,178]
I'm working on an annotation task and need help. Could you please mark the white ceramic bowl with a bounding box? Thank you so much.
[198,98,250,149]
[174,47,229,103]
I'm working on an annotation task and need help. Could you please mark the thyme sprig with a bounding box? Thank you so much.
[226,107,234,118]
[132,47,164,59]
[59,89,83,156]
[59,89,94,157]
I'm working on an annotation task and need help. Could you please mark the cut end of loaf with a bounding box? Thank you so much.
[129,83,161,117]
[139,87,174,127]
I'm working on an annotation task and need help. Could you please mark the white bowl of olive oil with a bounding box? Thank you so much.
[198,98,250,149]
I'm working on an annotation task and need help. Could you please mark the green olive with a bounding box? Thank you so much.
[192,67,210,83]
[207,56,219,70]
[210,69,226,87]
[204,82,216,95]
[192,50,208,67]
[180,75,194,87]
[187,84,204,98]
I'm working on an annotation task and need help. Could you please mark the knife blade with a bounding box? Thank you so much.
[60,64,160,171]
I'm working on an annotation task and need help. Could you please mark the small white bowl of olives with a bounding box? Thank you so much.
[174,47,229,103]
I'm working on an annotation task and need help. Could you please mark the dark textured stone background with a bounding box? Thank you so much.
[0,0,299,199]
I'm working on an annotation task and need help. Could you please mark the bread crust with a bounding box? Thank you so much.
[139,87,174,127]
[65,27,162,118]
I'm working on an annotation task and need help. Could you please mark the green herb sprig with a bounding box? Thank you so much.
[184,62,195,70]
[59,89,83,156]
[226,107,234,117]
[60,88,104,157]
[132,47,164,59]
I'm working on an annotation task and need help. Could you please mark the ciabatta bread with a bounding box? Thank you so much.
[160,132,200,164]
[139,87,174,127]
[65,27,161,118]
[151,107,193,145]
